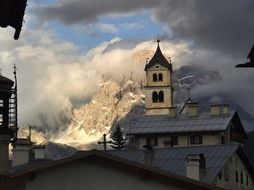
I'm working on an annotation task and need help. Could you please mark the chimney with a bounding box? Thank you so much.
[143,145,154,166]
[169,107,177,118]
[185,154,206,181]
[210,104,221,116]
[0,135,11,175]
[185,154,200,180]
[187,103,199,117]
[12,138,31,167]
[33,145,46,159]
[222,104,230,115]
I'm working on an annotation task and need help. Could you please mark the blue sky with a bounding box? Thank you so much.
[29,1,164,52]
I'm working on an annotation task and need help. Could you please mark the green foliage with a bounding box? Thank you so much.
[110,124,126,150]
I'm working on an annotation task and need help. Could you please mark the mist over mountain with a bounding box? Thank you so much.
[19,64,254,152]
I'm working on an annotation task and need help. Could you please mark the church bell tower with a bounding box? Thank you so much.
[144,40,173,115]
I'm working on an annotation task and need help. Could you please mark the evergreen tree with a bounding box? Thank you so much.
[110,124,126,150]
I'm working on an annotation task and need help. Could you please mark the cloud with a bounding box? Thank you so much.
[96,23,118,34]
[153,0,254,57]
[36,0,254,59]
[0,26,194,130]
[35,0,158,25]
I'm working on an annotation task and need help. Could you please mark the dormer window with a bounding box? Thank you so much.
[158,73,163,81]
[153,74,157,81]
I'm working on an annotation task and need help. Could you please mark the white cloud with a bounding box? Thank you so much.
[0,26,194,130]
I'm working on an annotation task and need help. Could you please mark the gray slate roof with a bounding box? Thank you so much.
[128,111,235,135]
[109,144,239,184]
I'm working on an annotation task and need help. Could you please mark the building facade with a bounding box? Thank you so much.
[128,41,247,150]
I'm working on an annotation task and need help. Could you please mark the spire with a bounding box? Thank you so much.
[187,87,192,103]
[145,39,172,71]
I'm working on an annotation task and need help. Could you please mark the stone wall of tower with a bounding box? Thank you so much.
[145,87,172,115]
[145,64,173,115]
[145,64,171,86]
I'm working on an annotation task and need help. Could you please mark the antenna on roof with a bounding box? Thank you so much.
[187,87,192,102]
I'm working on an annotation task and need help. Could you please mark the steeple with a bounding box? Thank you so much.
[144,40,174,115]
[145,40,172,71]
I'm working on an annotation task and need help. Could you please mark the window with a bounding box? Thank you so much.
[218,171,222,180]
[0,99,3,107]
[153,73,157,81]
[158,91,164,102]
[240,172,243,184]
[158,73,163,81]
[146,137,158,146]
[152,91,158,102]
[190,136,202,144]
[235,171,238,183]
[221,136,225,144]
[246,174,249,186]
[171,136,178,146]
[163,136,178,147]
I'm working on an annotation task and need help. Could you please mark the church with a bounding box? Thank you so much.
[127,40,247,150]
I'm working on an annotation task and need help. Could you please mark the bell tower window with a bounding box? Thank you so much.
[158,91,164,102]
[152,91,158,102]
[158,73,163,81]
[153,74,157,81]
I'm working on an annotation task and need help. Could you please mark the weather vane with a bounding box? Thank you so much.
[235,44,254,68]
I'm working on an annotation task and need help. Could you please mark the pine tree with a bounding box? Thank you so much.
[110,124,126,150]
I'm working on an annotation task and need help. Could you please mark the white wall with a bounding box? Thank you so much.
[26,160,188,190]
